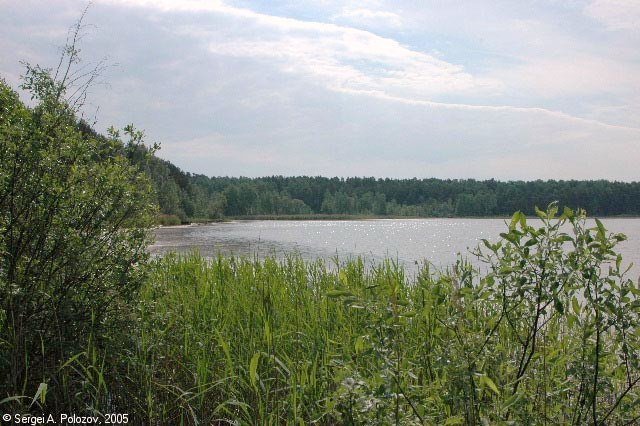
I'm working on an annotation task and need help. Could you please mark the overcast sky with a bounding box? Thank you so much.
[1,0,639,180]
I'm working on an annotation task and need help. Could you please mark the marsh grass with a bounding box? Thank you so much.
[3,207,640,425]
[126,209,640,424]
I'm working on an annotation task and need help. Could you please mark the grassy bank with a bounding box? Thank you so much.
[129,229,640,424]
[4,209,640,425]
[130,211,640,424]
[161,213,640,226]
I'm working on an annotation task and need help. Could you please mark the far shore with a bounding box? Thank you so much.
[156,214,640,227]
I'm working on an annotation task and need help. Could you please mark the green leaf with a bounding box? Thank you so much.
[481,375,500,395]
[562,206,574,219]
[354,336,367,354]
[264,321,272,344]
[30,382,47,408]
[481,239,494,251]
[595,218,606,239]
[519,212,527,228]
[509,212,521,230]
[502,393,520,411]
[500,232,520,245]
[249,352,260,388]
[216,331,234,374]
[0,395,28,405]
[444,416,465,425]
[327,290,353,298]
[572,297,581,315]
[613,233,627,242]
[58,352,85,371]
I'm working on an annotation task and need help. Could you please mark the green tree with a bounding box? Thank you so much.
[321,190,336,213]
[373,192,387,215]
[455,193,476,216]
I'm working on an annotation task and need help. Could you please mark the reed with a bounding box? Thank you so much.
[3,208,639,425]
[124,232,639,424]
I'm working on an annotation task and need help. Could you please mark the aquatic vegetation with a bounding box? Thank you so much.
[116,206,639,424]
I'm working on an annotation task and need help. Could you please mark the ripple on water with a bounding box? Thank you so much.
[150,218,640,277]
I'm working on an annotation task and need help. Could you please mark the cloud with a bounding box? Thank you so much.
[97,0,640,133]
[337,86,640,134]
[152,75,640,181]
[332,7,402,29]
[3,0,639,181]
[100,0,500,100]
[99,0,226,13]
[492,54,640,98]
[585,0,640,31]
[79,0,640,182]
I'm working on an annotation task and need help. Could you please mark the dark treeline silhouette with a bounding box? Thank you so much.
[138,154,640,221]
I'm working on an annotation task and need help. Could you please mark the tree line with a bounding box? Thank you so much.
[141,158,640,221]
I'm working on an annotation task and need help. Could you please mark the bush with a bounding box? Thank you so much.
[0,48,155,410]
[157,213,183,226]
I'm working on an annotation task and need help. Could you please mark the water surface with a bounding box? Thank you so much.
[150,218,640,277]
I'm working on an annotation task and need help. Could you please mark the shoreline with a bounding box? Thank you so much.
[157,214,640,227]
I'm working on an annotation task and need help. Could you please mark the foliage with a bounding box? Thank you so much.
[68,205,636,424]
[147,170,640,221]
[0,57,155,410]
[157,213,182,226]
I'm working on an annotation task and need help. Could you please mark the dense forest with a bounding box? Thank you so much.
[142,154,640,222]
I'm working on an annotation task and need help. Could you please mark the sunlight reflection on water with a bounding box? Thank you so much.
[150,218,640,279]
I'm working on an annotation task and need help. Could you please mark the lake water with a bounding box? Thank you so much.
[150,218,640,278]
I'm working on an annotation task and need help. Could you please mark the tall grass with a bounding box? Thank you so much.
[3,207,639,424]
[124,246,638,424]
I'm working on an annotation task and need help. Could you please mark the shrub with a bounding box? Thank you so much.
[0,45,155,411]
[157,213,183,226]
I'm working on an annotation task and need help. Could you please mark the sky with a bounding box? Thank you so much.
[1,0,639,180]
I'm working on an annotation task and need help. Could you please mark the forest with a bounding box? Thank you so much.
[146,154,640,222]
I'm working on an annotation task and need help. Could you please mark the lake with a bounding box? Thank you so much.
[150,218,640,278]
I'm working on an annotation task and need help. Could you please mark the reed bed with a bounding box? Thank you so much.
[4,209,639,425]
[123,246,639,424]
